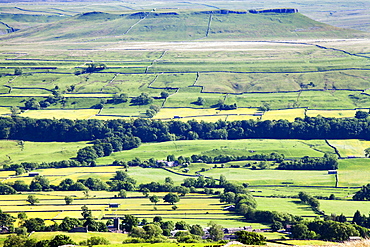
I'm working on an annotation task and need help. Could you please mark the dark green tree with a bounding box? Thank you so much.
[122,214,139,232]
[49,234,76,247]
[208,222,224,241]
[26,195,39,205]
[235,230,266,245]
[64,196,73,205]
[149,195,159,205]
[163,192,180,205]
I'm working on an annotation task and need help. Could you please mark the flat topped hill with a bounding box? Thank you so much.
[1,9,365,42]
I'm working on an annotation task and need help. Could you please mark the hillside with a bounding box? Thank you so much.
[0,10,365,42]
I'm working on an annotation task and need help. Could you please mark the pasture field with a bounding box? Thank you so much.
[0,140,90,165]
[202,168,336,186]
[337,158,370,187]
[249,186,357,199]
[0,191,256,229]
[30,232,128,245]
[306,109,357,118]
[319,200,370,217]
[255,197,317,216]
[4,166,185,186]
[262,108,305,121]
[97,139,333,165]
[327,139,370,157]
[20,109,100,120]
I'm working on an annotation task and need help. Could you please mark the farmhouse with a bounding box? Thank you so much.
[156,160,179,167]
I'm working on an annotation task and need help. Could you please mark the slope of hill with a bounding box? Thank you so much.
[0,10,365,42]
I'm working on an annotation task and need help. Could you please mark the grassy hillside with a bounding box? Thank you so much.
[1,10,364,42]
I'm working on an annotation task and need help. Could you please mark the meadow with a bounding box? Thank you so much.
[0,140,90,164]
[97,139,333,165]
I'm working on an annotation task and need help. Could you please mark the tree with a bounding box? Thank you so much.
[208,222,224,241]
[4,235,29,247]
[142,188,150,197]
[0,183,16,195]
[26,195,39,205]
[149,195,159,205]
[235,231,266,245]
[10,106,21,117]
[64,196,73,205]
[15,227,27,236]
[22,218,45,232]
[143,223,163,238]
[355,110,369,119]
[82,236,110,246]
[81,205,92,220]
[195,97,205,105]
[59,217,82,231]
[271,221,283,232]
[290,223,316,239]
[118,189,127,198]
[49,234,76,247]
[175,221,189,230]
[122,214,139,232]
[353,184,370,201]
[163,192,180,205]
[190,224,204,236]
[131,93,153,105]
[220,192,236,204]
[160,91,169,98]
[0,211,16,229]
[14,68,23,75]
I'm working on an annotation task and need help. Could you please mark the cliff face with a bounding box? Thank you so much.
[249,8,298,14]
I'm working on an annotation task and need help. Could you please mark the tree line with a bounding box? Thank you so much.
[277,153,338,170]
[1,115,370,143]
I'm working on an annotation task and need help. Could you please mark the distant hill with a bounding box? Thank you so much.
[0,9,365,42]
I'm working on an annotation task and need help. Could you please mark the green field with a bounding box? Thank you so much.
[0,140,90,165]
[97,139,334,165]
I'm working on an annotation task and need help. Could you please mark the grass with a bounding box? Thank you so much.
[319,199,370,217]
[327,139,370,157]
[0,191,253,228]
[20,109,99,119]
[30,231,127,245]
[97,139,332,165]
[337,158,370,187]
[307,109,357,118]
[262,109,305,121]
[255,197,317,216]
[202,168,336,186]
[0,140,90,165]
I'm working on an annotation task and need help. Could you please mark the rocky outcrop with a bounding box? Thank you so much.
[249,8,298,14]
[195,10,247,15]
[129,12,179,18]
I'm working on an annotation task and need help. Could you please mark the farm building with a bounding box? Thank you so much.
[109,203,120,208]
[156,160,179,167]
[28,172,40,177]
[69,227,88,233]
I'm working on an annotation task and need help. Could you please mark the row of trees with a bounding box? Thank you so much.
[1,170,138,193]
[2,115,370,143]
[277,154,338,170]
[290,219,368,241]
